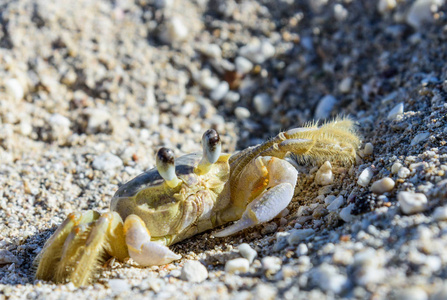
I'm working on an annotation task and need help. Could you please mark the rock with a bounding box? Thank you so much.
[398,191,428,215]
[234,107,251,120]
[371,177,395,194]
[85,108,111,133]
[238,243,257,264]
[339,204,355,222]
[109,279,131,293]
[311,263,349,294]
[363,143,374,155]
[235,56,253,74]
[406,0,445,29]
[0,250,19,265]
[398,167,410,178]
[262,256,282,275]
[225,258,250,274]
[5,78,24,101]
[224,91,240,104]
[391,162,402,174]
[287,228,315,246]
[324,195,336,204]
[394,287,428,300]
[327,196,345,212]
[253,93,273,116]
[338,77,352,93]
[377,0,396,14]
[296,243,308,256]
[357,167,373,187]
[92,153,123,172]
[180,260,208,283]
[210,81,229,102]
[387,102,404,120]
[315,161,333,185]
[433,206,447,221]
[200,44,221,58]
[333,4,348,21]
[48,113,71,141]
[410,132,430,146]
[353,248,386,286]
[161,17,189,44]
[314,95,337,119]
[239,39,275,64]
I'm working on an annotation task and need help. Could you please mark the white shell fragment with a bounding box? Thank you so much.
[387,102,404,120]
[315,161,333,186]
[371,178,395,194]
[357,167,373,187]
[180,260,208,283]
[398,191,428,215]
[225,258,250,274]
[238,243,257,264]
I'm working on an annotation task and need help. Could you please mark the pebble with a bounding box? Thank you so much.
[5,78,24,101]
[92,153,123,172]
[253,93,273,116]
[398,167,411,178]
[262,256,282,274]
[363,143,374,156]
[200,44,222,58]
[48,113,71,141]
[339,204,355,222]
[162,17,189,44]
[210,81,229,102]
[410,132,430,146]
[287,228,315,246]
[85,108,111,133]
[370,177,395,194]
[377,0,396,14]
[333,4,348,21]
[327,196,345,212]
[314,95,337,119]
[394,287,428,300]
[238,243,257,264]
[239,39,275,64]
[338,77,352,93]
[225,258,250,274]
[315,161,333,185]
[311,263,349,294]
[353,249,385,286]
[357,167,373,187]
[296,243,308,256]
[109,279,131,294]
[234,107,251,120]
[224,91,241,104]
[387,102,404,120]
[398,191,428,215]
[324,195,336,204]
[391,162,403,174]
[0,250,19,265]
[180,260,208,283]
[235,56,253,74]
[406,0,443,29]
[432,206,447,221]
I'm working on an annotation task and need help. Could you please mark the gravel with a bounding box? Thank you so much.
[1,0,447,299]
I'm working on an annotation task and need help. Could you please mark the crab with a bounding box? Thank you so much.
[34,118,360,286]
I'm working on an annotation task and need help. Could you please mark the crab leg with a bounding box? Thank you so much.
[123,214,181,266]
[214,156,298,237]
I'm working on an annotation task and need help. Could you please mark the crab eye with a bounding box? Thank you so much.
[195,129,222,175]
[156,147,181,188]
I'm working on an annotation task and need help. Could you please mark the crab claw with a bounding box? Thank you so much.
[195,129,222,175]
[124,214,181,266]
[156,147,182,188]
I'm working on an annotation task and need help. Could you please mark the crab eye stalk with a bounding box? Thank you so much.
[156,147,181,188]
[195,129,222,175]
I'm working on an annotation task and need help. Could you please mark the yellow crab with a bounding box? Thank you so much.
[34,118,360,286]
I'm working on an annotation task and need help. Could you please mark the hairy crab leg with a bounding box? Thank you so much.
[214,156,298,237]
[123,214,181,266]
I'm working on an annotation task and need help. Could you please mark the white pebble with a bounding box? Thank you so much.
[234,107,251,120]
[394,287,428,300]
[333,4,348,21]
[357,167,373,187]
[387,102,404,120]
[253,93,273,116]
[5,78,24,101]
[391,162,402,174]
[287,228,315,246]
[235,56,253,74]
[377,0,396,14]
[162,17,188,43]
[371,177,395,194]
[398,167,411,178]
[296,243,308,256]
[338,77,352,93]
[85,108,111,133]
[200,76,219,90]
[314,95,337,119]
[315,161,333,185]
[363,143,374,155]
[327,196,345,212]
[92,153,123,172]
[398,191,428,215]
[238,243,257,264]
[324,195,336,204]
[239,39,275,64]
[339,204,355,222]
[311,263,349,294]
[433,206,447,221]
[210,81,229,102]
[224,91,240,103]
[180,260,208,283]
[410,132,430,146]
[406,0,444,29]
[109,279,130,294]
[225,258,250,274]
[200,44,222,58]
[261,256,282,274]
